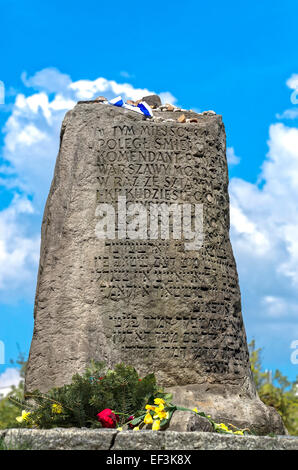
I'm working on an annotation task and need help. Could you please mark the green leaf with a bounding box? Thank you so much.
[130,415,146,426]
[175,406,194,412]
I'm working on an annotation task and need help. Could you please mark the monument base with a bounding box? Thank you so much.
[167,383,287,435]
[2,428,297,450]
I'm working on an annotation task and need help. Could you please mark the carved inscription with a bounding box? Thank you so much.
[88,118,248,376]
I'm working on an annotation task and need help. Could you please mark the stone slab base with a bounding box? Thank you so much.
[1,429,298,450]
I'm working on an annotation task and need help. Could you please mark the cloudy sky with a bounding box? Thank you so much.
[1,0,298,389]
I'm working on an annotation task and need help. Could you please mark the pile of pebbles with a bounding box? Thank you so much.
[152,102,216,124]
[93,94,216,123]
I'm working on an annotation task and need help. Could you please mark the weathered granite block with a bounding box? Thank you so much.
[163,431,298,451]
[3,428,116,451]
[2,429,298,450]
[113,430,166,451]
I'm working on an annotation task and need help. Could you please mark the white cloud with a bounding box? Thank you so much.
[286,73,298,91]
[276,108,298,120]
[0,368,21,397]
[159,91,177,105]
[226,72,298,366]
[230,121,298,329]
[227,146,240,165]
[21,68,72,94]
[0,195,40,299]
[276,73,298,116]
[1,91,72,200]
[120,71,135,79]
[70,78,156,102]
[262,296,288,318]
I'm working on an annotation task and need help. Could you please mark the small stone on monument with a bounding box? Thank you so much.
[141,94,162,108]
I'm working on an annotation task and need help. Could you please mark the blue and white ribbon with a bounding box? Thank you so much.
[109,96,124,107]
[109,96,153,118]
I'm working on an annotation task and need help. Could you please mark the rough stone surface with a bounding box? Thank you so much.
[25,101,285,434]
[168,411,213,432]
[3,428,116,451]
[168,383,286,436]
[2,429,298,450]
[113,430,165,450]
[163,431,298,451]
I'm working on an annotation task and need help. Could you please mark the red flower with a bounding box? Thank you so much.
[97,409,119,428]
[127,415,134,429]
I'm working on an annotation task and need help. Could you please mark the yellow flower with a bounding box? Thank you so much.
[192,407,199,413]
[144,413,153,424]
[133,426,140,431]
[16,410,31,423]
[117,427,123,431]
[217,423,233,433]
[152,419,160,431]
[154,398,165,406]
[219,423,229,431]
[145,404,156,411]
[52,403,63,414]
[152,403,165,419]
[154,410,168,421]
[233,430,244,435]
[156,403,165,411]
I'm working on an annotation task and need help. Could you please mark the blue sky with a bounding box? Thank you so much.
[1,0,298,389]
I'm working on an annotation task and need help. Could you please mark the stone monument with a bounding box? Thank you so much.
[25,97,285,434]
